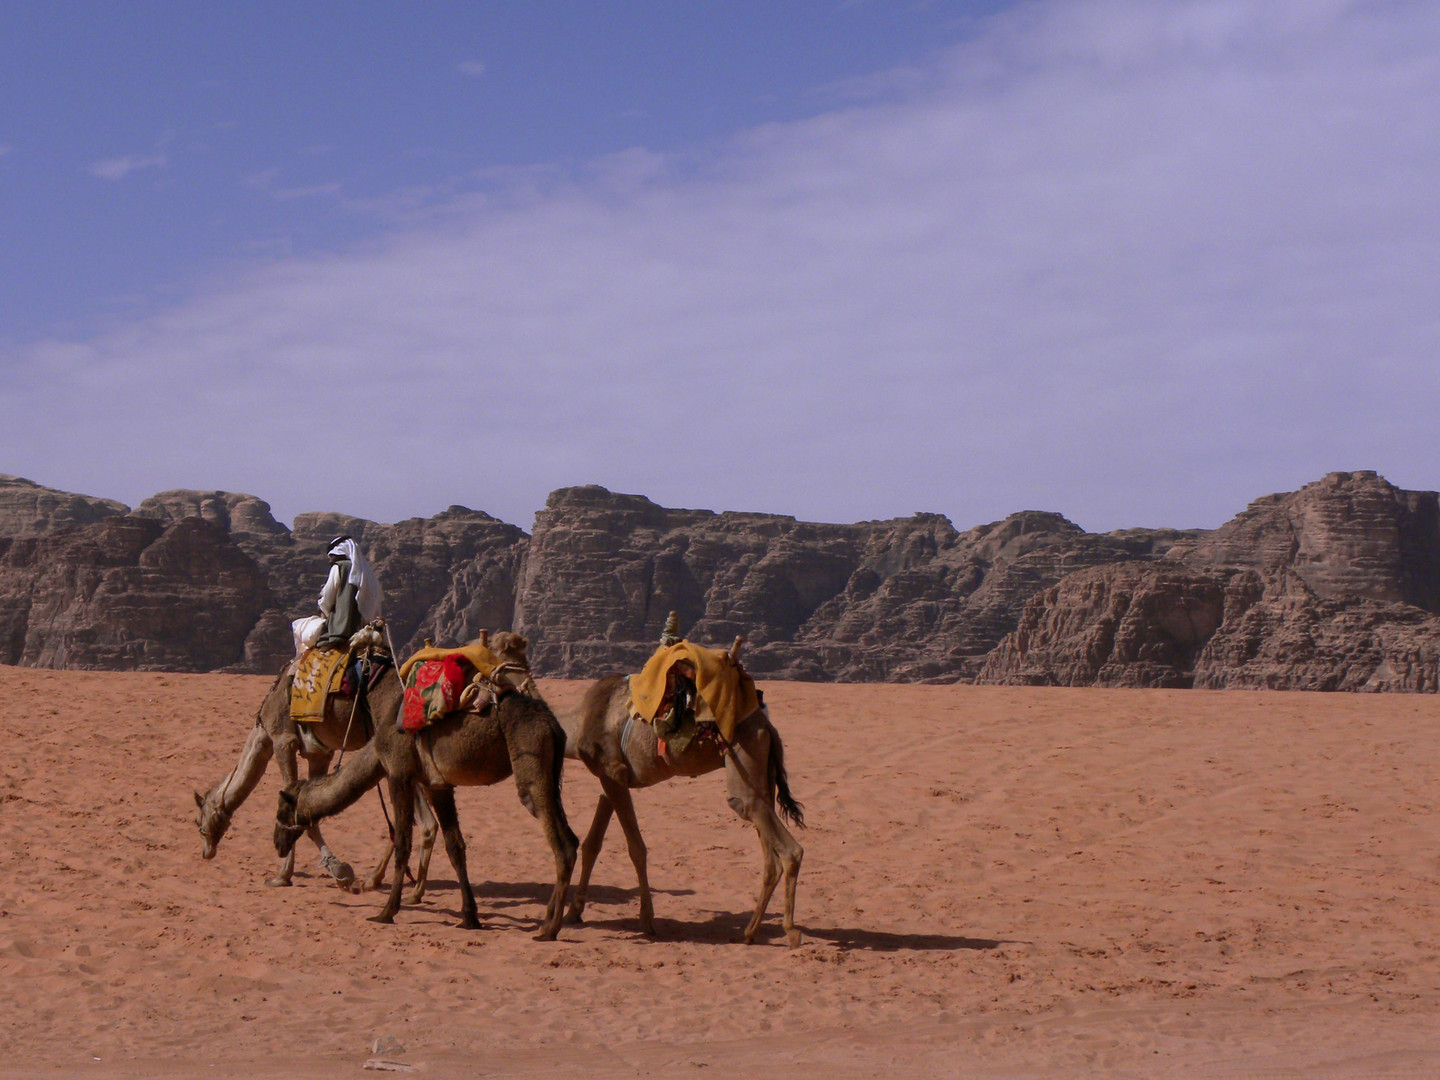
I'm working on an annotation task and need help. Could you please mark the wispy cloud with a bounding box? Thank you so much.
[457,59,486,77]
[87,153,168,181]
[11,1,1440,533]
[243,168,342,202]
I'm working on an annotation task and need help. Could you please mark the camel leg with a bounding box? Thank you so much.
[408,791,439,905]
[726,736,804,947]
[362,790,437,902]
[540,795,578,943]
[303,753,356,889]
[267,732,306,887]
[363,841,394,893]
[370,776,414,925]
[602,777,655,935]
[426,787,481,930]
[564,793,613,925]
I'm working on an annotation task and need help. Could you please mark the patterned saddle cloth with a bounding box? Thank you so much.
[290,646,353,724]
[398,643,505,734]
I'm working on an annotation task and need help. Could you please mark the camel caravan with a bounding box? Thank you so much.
[194,537,806,945]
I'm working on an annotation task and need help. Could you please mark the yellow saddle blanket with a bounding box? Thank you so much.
[290,646,352,724]
[629,641,759,743]
[398,643,502,683]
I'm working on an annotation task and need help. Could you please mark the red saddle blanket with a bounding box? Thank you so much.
[401,655,471,734]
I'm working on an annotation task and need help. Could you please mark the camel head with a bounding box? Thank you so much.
[273,785,305,857]
[194,787,231,860]
[489,631,540,696]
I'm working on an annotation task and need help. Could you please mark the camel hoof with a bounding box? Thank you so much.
[458,916,482,931]
[320,855,356,888]
[367,912,396,925]
[787,928,802,948]
[405,890,426,906]
[264,877,293,888]
[534,927,560,942]
[563,908,584,926]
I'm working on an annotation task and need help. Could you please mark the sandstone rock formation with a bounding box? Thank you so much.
[980,472,1440,691]
[977,565,1263,689]
[1172,470,1440,610]
[515,485,1193,680]
[0,478,526,674]
[2,469,1439,690]
[0,474,126,538]
[0,515,270,671]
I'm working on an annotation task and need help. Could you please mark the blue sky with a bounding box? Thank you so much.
[3,1,1439,532]
[1,2,1003,343]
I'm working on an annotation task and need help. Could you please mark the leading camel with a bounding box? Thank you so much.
[560,652,806,947]
[273,633,579,940]
[194,644,439,897]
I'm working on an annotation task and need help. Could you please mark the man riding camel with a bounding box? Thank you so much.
[291,535,384,655]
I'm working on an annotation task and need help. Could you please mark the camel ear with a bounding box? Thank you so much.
[194,790,205,809]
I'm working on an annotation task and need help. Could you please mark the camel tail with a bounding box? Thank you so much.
[768,725,806,829]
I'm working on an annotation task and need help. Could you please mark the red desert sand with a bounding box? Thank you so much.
[2,666,1439,1079]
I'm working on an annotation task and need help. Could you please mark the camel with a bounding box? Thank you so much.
[560,645,806,947]
[193,649,438,897]
[273,633,579,940]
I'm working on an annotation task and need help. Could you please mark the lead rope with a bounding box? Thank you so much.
[374,621,406,881]
[333,654,366,770]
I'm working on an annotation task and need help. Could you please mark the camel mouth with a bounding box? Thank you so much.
[201,842,217,860]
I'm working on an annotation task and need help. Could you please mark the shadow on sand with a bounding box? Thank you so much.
[561,906,1012,951]
[335,877,1013,950]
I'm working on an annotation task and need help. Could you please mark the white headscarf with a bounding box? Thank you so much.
[322,536,383,623]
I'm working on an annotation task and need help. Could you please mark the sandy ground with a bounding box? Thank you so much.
[1,667,1439,1079]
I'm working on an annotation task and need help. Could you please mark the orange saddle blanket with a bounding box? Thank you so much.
[628,640,759,743]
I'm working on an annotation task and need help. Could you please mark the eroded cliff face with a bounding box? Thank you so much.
[3,470,1439,688]
[1173,471,1440,611]
[0,474,127,537]
[515,486,1192,680]
[977,565,1263,689]
[979,472,1440,691]
[0,480,526,674]
[0,515,270,671]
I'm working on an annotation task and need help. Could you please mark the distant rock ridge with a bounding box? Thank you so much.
[980,472,1440,690]
[0,469,1437,690]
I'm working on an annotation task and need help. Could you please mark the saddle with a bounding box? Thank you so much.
[398,641,521,734]
[628,640,759,745]
[290,645,354,724]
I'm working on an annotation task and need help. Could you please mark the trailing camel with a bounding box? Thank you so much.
[560,640,806,947]
[194,648,439,897]
[273,633,579,940]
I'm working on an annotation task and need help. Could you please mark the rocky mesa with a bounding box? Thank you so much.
[1,469,1438,690]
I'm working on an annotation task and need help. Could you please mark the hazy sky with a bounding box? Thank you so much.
[3,1,1437,533]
